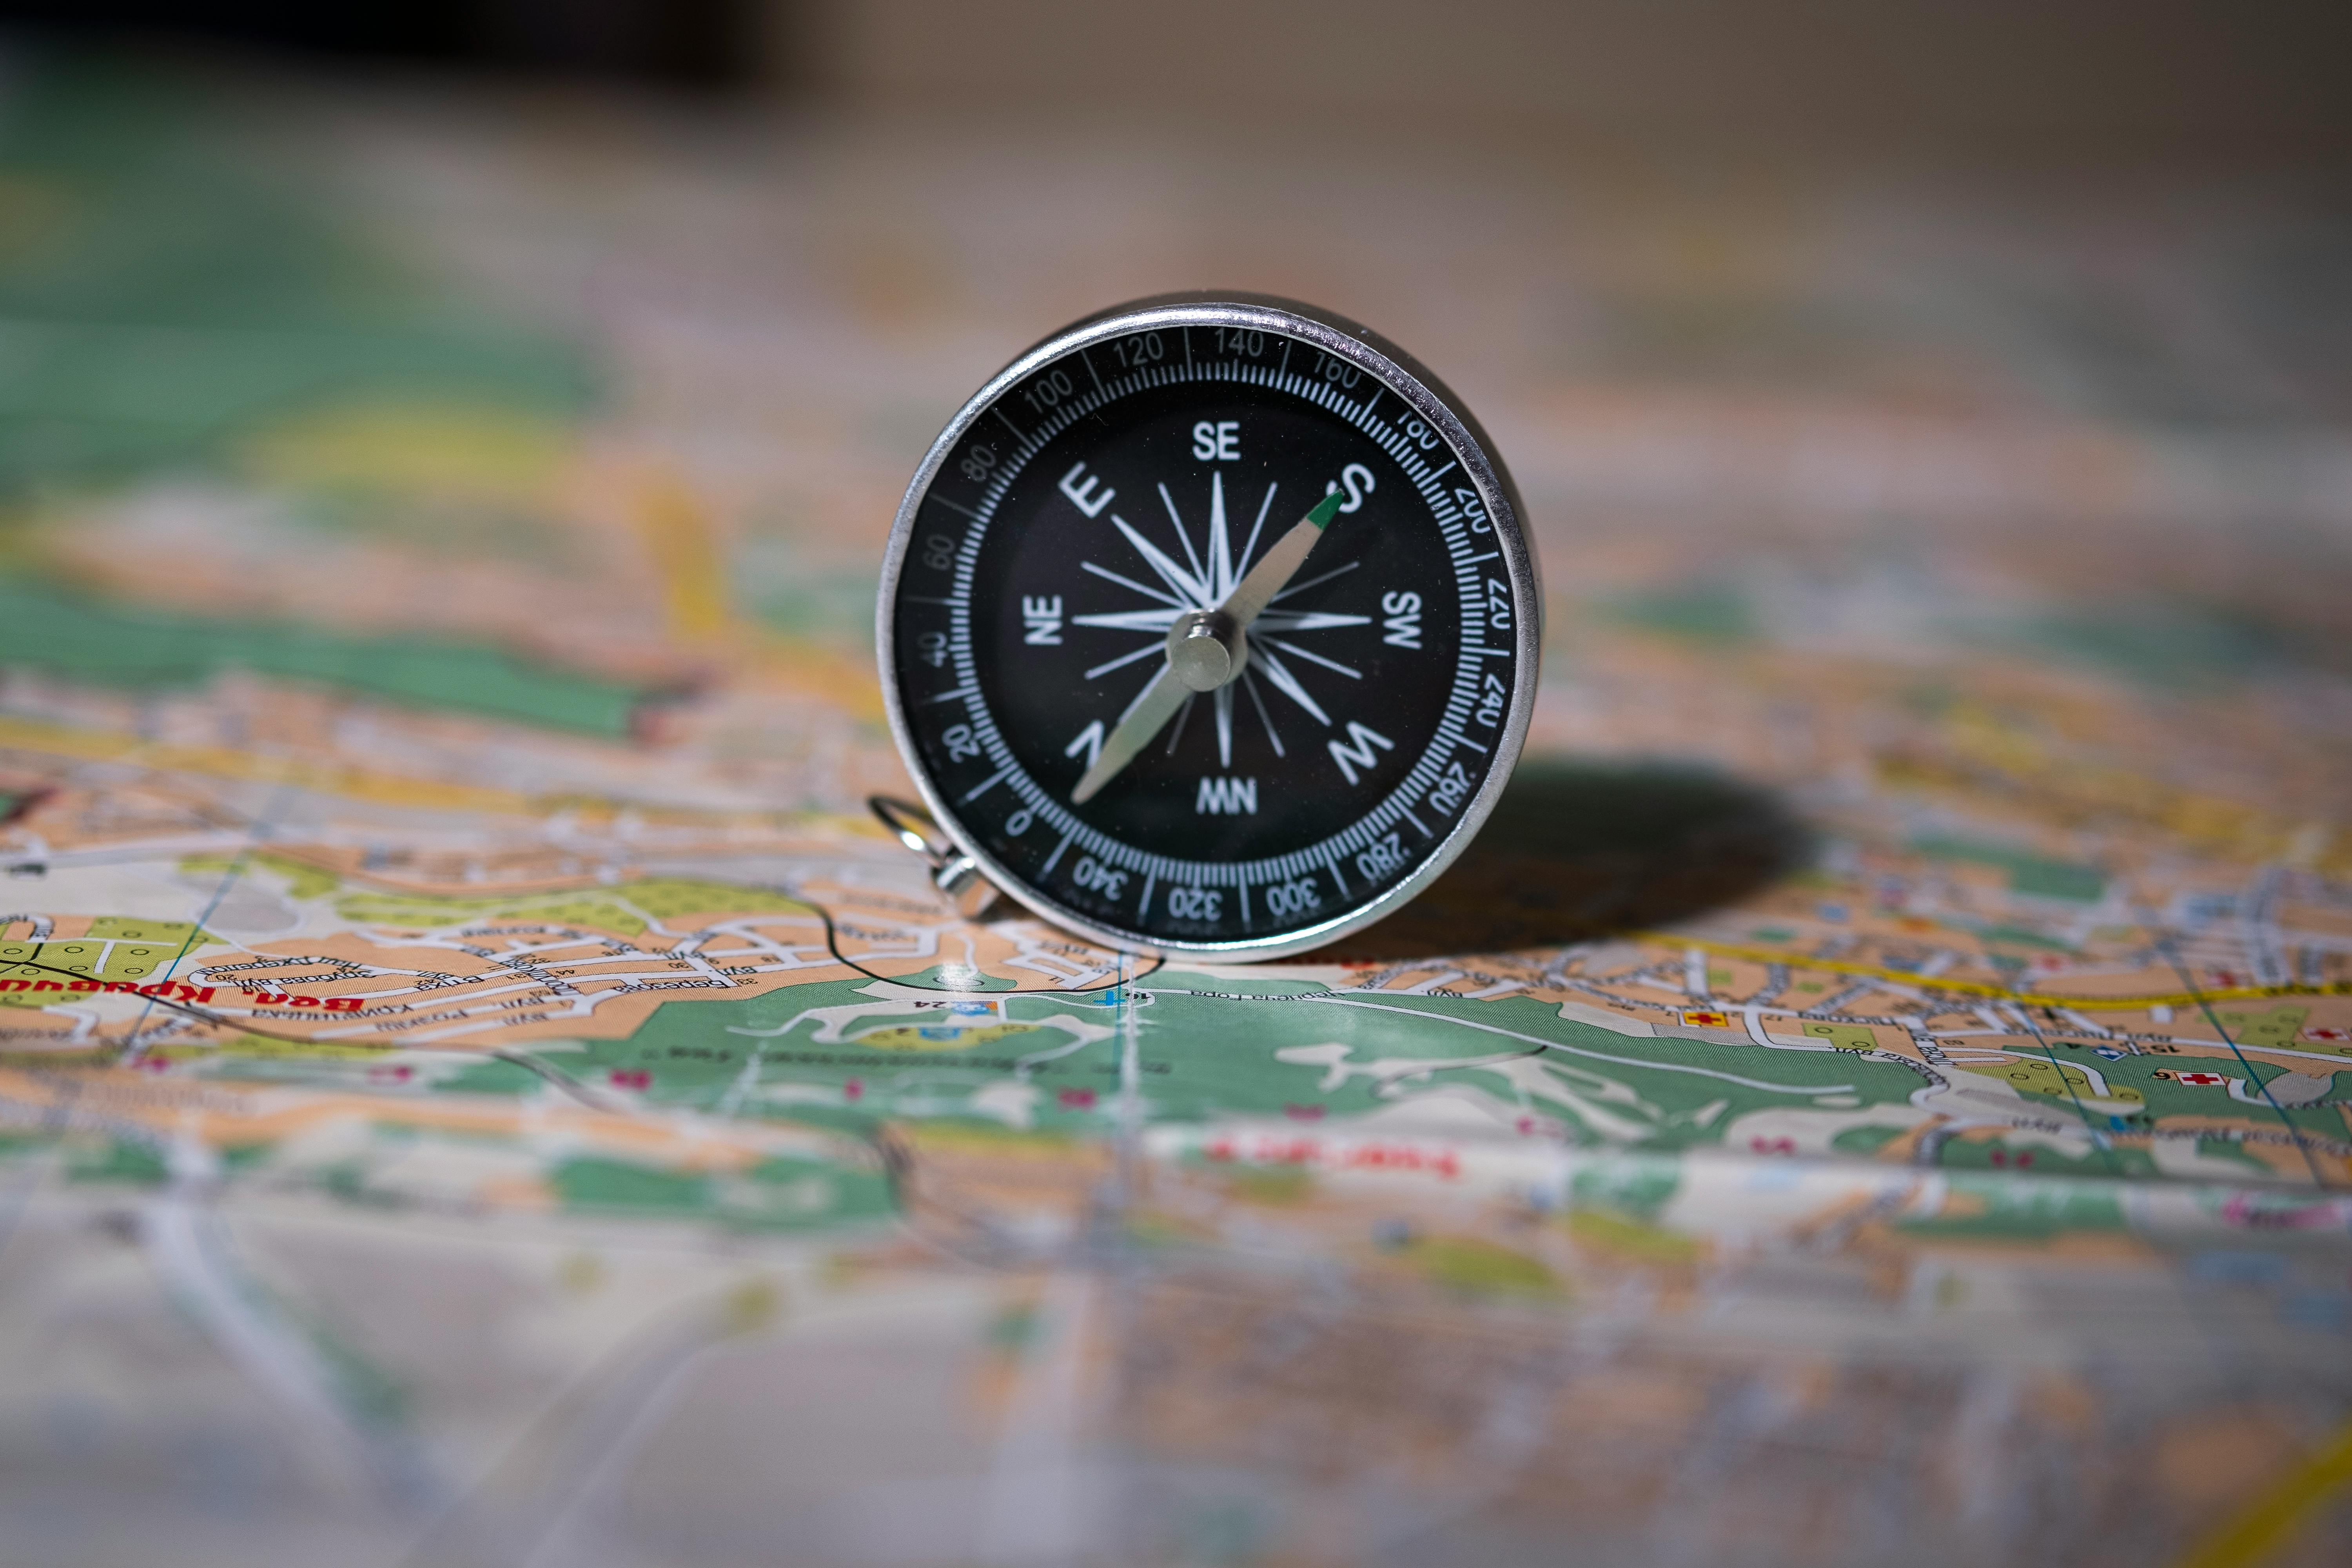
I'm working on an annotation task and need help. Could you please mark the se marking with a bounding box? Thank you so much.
[1191,421,1241,462]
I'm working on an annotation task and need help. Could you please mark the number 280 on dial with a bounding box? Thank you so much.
[879,292,1542,961]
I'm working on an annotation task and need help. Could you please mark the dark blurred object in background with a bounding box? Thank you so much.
[809,0,2352,171]
[4,1,2352,169]
[4,0,2350,169]
[0,0,769,89]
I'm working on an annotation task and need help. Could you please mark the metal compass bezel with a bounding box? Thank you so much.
[876,291,1544,964]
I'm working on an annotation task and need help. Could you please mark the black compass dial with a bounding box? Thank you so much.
[887,316,1528,951]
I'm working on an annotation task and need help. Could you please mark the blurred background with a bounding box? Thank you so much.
[1,5,2351,1566]
[0,0,2343,808]
[8,0,2352,166]
[0,0,2345,735]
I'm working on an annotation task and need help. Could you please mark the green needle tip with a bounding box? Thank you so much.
[1307,491,1344,528]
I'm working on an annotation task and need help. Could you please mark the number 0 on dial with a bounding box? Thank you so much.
[878,292,1542,961]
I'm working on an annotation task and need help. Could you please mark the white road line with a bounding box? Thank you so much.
[1288,996,1856,1094]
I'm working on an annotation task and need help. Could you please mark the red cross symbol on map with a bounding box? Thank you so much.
[2175,1071,2228,1087]
[2306,1027,2348,1042]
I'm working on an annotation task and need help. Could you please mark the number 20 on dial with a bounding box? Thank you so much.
[878,292,1542,961]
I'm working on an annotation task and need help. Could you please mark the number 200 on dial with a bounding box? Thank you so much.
[879,292,1542,961]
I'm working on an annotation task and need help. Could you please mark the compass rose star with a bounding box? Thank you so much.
[1072,473,1369,767]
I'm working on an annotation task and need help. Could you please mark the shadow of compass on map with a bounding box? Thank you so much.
[1323,756,1813,962]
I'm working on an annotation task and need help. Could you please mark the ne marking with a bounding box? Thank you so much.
[961,766,1013,803]
[1238,481,1278,583]
[920,685,976,705]
[930,495,982,521]
[991,408,1025,441]
[1042,830,1076,876]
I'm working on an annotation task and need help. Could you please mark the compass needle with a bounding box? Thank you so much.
[1219,489,1344,628]
[882,295,1534,958]
[1071,666,1187,803]
[1240,481,1276,580]
[1163,692,1197,756]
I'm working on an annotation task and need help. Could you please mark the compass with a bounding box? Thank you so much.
[877,292,1541,962]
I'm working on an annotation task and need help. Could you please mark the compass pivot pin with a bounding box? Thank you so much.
[1166,609,1247,693]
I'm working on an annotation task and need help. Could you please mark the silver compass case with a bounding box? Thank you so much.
[876,291,1543,962]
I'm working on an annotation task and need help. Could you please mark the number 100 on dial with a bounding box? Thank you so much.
[878,292,1542,961]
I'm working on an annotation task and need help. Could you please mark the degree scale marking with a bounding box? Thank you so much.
[941,382,1485,898]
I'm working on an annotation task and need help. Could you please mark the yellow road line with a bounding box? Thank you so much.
[2175,1417,2352,1568]
[1667,935,2352,1016]
[637,470,733,644]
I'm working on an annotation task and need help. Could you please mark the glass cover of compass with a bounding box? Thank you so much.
[878,292,1542,961]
